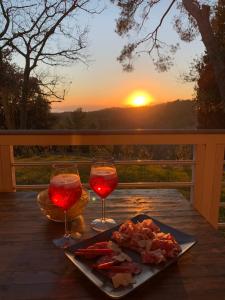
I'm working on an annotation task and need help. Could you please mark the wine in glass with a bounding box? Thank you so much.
[48,164,82,248]
[89,160,118,232]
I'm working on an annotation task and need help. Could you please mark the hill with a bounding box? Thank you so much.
[53,100,197,129]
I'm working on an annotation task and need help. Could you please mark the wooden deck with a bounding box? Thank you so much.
[0,189,225,300]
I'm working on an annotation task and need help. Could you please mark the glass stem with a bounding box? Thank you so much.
[64,210,69,237]
[101,198,106,221]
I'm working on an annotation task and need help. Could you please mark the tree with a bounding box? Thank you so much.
[196,0,225,128]
[111,0,225,122]
[0,51,53,129]
[55,108,87,129]
[185,1,225,128]
[0,0,99,129]
[0,50,21,129]
[24,77,54,129]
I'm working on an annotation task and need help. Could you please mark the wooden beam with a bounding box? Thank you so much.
[0,130,225,146]
[193,144,224,228]
[0,145,16,192]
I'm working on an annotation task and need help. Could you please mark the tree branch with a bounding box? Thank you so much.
[0,1,10,39]
[30,0,80,70]
[139,0,176,48]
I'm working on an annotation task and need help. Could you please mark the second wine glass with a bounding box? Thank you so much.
[89,159,118,232]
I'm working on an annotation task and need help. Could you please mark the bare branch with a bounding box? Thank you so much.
[30,1,81,70]
[0,1,10,38]
[0,0,100,128]
[138,0,176,50]
[113,0,177,72]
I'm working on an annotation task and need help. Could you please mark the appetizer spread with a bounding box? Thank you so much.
[74,219,181,288]
[112,219,181,264]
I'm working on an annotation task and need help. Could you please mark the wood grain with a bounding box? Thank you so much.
[0,146,15,192]
[0,189,225,300]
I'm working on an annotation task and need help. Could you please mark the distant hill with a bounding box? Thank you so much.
[53,100,197,129]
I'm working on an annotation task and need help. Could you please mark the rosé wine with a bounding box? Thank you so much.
[89,166,118,198]
[49,173,82,210]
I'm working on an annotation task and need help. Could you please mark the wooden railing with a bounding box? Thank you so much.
[0,129,225,229]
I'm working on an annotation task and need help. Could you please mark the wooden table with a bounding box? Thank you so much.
[0,190,225,300]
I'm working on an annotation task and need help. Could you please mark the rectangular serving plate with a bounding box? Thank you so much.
[65,214,197,299]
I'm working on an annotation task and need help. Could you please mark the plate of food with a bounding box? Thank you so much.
[65,214,197,298]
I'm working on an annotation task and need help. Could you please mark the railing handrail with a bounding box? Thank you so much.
[16,182,193,190]
[1,129,225,146]
[1,129,225,135]
[12,159,195,166]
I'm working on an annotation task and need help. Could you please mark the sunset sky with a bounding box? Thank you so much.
[52,1,205,112]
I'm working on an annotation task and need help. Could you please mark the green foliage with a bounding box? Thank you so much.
[220,183,225,202]
[0,51,21,129]
[117,165,191,183]
[0,52,53,129]
[15,154,192,185]
[219,187,225,222]
[53,108,86,129]
[219,207,225,222]
[16,166,52,185]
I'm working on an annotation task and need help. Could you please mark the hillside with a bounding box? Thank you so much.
[54,100,197,129]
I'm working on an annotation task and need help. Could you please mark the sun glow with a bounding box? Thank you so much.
[127,90,154,107]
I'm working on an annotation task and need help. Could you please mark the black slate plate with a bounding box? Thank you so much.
[65,214,197,298]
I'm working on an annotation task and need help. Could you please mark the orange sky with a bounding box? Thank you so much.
[52,59,197,112]
[51,2,204,112]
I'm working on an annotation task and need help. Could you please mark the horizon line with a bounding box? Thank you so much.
[51,98,192,113]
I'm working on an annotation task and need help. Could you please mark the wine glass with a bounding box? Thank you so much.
[48,164,82,248]
[89,159,118,232]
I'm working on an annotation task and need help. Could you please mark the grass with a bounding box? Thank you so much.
[219,187,225,223]
[15,154,192,184]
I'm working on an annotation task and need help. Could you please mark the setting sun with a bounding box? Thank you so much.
[126,90,154,107]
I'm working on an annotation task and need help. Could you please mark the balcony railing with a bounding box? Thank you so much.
[0,129,225,229]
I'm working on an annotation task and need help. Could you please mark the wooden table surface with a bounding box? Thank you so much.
[0,189,225,300]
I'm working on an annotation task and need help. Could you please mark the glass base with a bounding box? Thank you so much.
[91,218,117,232]
[53,234,77,249]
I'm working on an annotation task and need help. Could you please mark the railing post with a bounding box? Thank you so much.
[0,145,16,192]
[192,143,224,228]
